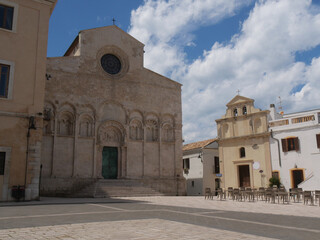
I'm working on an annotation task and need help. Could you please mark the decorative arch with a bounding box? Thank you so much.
[161,123,174,142]
[80,104,96,119]
[57,111,75,136]
[129,109,144,121]
[129,118,143,140]
[98,101,127,124]
[162,113,175,126]
[79,114,94,137]
[145,113,159,142]
[97,120,125,146]
[59,102,76,114]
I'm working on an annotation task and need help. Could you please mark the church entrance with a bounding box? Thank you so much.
[238,165,250,187]
[102,147,118,179]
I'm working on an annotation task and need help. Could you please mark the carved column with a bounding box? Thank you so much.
[158,121,161,178]
[51,114,58,177]
[72,114,79,177]
[92,121,97,178]
[142,125,146,177]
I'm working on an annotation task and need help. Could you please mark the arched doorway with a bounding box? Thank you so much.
[97,120,126,179]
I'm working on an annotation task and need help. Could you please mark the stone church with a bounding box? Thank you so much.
[41,26,186,196]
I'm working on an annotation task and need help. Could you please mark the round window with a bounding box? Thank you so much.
[100,54,121,75]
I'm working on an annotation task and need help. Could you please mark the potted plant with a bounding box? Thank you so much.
[269,177,281,188]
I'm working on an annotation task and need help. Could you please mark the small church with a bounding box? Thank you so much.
[216,95,272,189]
[40,26,186,196]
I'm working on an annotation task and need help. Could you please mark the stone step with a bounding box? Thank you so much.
[71,179,164,198]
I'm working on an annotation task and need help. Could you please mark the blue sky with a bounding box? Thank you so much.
[48,0,320,143]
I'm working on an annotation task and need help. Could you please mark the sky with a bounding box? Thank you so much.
[48,0,320,144]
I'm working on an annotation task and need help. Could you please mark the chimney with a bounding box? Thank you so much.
[269,103,281,120]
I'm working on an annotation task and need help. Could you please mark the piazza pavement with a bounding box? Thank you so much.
[0,196,319,240]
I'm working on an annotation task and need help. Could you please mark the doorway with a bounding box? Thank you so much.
[238,165,250,187]
[291,169,304,188]
[215,178,220,196]
[102,147,118,179]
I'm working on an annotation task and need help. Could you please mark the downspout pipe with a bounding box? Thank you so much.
[270,129,281,167]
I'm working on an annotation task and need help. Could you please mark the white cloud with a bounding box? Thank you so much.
[129,0,320,143]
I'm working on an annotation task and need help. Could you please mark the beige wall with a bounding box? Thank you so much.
[0,0,56,201]
[216,96,272,189]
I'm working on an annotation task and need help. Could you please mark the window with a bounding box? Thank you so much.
[0,4,13,30]
[272,171,279,179]
[242,106,247,115]
[214,156,220,174]
[233,108,238,117]
[316,134,320,149]
[240,147,246,158]
[281,137,299,152]
[183,158,190,169]
[0,63,9,98]
[191,181,194,187]
[0,152,5,175]
[292,115,315,124]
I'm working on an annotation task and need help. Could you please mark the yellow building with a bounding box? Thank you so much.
[216,95,272,189]
[0,0,56,201]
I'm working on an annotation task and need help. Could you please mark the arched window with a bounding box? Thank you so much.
[243,106,247,115]
[233,108,238,117]
[240,147,245,158]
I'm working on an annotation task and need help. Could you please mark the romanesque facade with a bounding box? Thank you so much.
[216,95,272,189]
[41,26,185,195]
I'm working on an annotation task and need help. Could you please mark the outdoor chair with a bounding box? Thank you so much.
[314,190,320,207]
[265,188,276,203]
[216,188,226,200]
[303,191,314,205]
[244,187,254,202]
[290,188,302,202]
[257,187,265,200]
[204,188,213,200]
[227,187,234,199]
[232,188,242,201]
[277,188,289,204]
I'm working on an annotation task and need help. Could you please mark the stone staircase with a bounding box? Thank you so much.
[72,179,165,198]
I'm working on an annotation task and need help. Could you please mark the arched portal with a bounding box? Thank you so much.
[97,121,126,179]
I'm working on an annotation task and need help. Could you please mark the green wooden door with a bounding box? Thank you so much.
[102,147,118,179]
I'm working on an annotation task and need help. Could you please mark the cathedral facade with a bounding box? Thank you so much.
[41,26,185,195]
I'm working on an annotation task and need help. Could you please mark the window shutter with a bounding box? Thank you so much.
[294,137,300,151]
[317,134,320,149]
[281,139,288,152]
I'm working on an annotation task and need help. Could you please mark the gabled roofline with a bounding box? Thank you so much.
[79,25,145,47]
[183,138,217,151]
[64,35,79,56]
[226,95,254,107]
